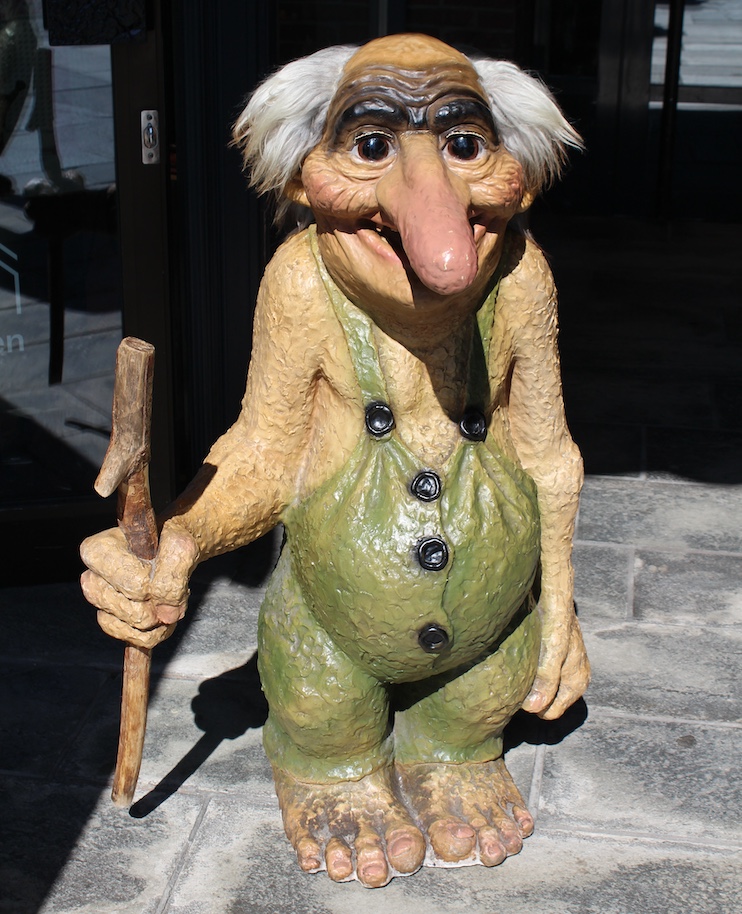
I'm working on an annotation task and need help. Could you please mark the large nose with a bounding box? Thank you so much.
[375,135,477,296]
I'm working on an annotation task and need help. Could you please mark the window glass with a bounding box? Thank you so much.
[0,0,121,508]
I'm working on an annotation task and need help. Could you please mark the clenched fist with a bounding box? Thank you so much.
[80,524,200,649]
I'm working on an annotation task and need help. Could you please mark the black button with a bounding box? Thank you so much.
[365,402,395,437]
[418,623,450,653]
[416,536,449,571]
[460,408,487,441]
[410,471,442,502]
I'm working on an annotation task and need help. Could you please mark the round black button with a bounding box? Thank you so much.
[418,623,450,653]
[410,470,442,502]
[416,536,449,571]
[365,402,395,437]
[460,408,487,441]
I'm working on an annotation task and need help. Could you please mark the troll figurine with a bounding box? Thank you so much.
[82,34,590,887]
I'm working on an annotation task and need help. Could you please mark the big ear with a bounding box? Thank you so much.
[473,59,582,192]
[517,189,536,214]
[284,174,310,208]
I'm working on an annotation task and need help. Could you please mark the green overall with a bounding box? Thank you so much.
[258,228,542,783]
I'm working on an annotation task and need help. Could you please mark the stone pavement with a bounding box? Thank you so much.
[2,214,741,913]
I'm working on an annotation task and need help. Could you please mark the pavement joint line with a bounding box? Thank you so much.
[154,796,212,914]
[540,825,742,852]
[0,655,259,678]
[583,474,742,489]
[130,787,280,810]
[587,705,742,730]
[574,539,635,551]
[574,540,742,559]
[626,544,636,622]
[583,620,742,633]
[527,743,546,821]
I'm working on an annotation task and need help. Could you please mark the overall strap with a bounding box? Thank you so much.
[309,226,389,404]
[309,224,509,410]
[466,231,510,410]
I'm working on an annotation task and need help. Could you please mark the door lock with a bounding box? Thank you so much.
[141,110,160,164]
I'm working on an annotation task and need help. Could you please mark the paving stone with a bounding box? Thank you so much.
[163,794,741,914]
[634,549,742,626]
[64,667,273,796]
[0,661,111,777]
[0,777,202,914]
[538,712,742,846]
[576,477,742,553]
[583,622,742,721]
[0,582,121,668]
[573,541,633,625]
[162,584,264,678]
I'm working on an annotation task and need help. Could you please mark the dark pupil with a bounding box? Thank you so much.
[449,135,478,159]
[360,135,388,160]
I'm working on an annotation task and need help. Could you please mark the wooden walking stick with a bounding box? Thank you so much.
[95,337,159,808]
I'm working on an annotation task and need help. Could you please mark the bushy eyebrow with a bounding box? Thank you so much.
[331,92,496,148]
[433,98,495,132]
[336,99,408,136]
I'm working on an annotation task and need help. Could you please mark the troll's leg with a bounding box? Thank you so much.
[258,551,425,886]
[394,599,540,866]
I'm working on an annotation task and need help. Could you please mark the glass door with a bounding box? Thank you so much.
[0,1,121,515]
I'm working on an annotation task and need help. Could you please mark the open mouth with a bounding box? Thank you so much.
[359,217,486,261]
[358,220,410,267]
[348,214,495,297]
[376,224,407,259]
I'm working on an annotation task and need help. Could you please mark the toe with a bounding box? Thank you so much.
[513,804,534,837]
[325,836,354,882]
[487,803,525,855]
[295,836,323,873]
[385,824,425,874]
[355,829,389,888]
[477,826,507,867]
[429,818,477,862]
[495,818,523,855]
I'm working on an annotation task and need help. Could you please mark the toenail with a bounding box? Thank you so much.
[480,837,507,866]
[389,835,412,854]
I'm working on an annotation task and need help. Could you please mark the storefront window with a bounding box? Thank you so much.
[0,0,121,509]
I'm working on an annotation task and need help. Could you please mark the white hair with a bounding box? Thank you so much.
[233,46,357,223]
[233,43,582,223]
[471,58,582,193]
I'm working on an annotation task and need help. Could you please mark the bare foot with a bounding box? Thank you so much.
[396,758,534,867]
[272,766,426,887]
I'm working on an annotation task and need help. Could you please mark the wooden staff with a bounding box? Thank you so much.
[95,337,158,807]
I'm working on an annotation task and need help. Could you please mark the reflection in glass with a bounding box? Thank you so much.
[0,0,121,507]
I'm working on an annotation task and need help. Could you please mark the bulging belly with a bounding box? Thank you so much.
[286,436,541,683]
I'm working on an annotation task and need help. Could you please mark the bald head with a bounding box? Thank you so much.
[325,34,493,146]
[343,33,474,76]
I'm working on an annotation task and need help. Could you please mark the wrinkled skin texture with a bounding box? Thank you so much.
[81,34,589,886]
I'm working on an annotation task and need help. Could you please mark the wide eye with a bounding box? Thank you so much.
[356,134,391,162]
[446,134,483,161]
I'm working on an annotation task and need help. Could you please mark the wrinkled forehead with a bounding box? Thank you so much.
[326,61,492,139]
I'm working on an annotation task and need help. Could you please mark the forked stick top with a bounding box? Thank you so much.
[95,337,155,498]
